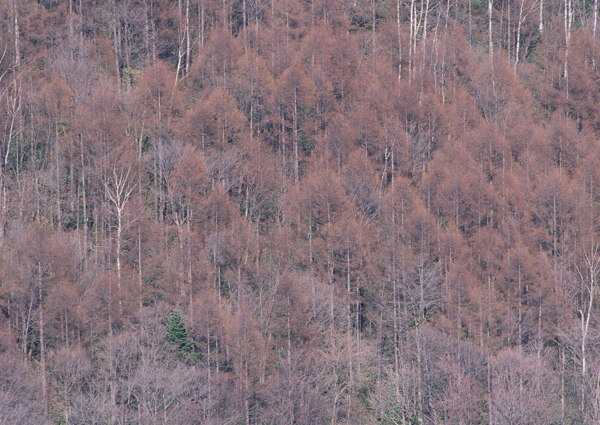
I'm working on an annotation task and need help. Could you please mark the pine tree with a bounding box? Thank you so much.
[166,310,194,355]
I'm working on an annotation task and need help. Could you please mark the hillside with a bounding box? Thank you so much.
[1,0,600,423]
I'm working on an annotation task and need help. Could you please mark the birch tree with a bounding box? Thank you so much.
[104,160,137,315]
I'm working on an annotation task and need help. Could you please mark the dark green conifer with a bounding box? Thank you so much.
[166,310,194,355]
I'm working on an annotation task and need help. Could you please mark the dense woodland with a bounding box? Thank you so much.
[2,0,600,423]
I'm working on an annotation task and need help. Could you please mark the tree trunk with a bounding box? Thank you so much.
[397,0,402,79]
[293,87,299,184]
[38,262,48,416]
[243,0,248,52]
[564,0,572,98]
[80,137,88,271]
[113,0,121,89]
[488,0,494,59]
[539,0,544,33]
[12,0,20,69]
[116,208,123,316]
[514,0,525,71]
[595,0,598,38]
[186,0,191,74]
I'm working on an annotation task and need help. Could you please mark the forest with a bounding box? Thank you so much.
[1,0,600,423]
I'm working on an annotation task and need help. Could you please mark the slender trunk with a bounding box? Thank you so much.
[488,0,494,59]
[409,0,415,80]
[346,248,353,418]
[419,0,430,103]
[293,87,299,184]
[116,209,123,316]
[564,0,572,98]
[78,0,84,50]
[173,22,185,99]
[561,346,566,424]
[243,0,248,52]
[187,206,193,318]
[539,0,544,33]
[397,0,402,79]
[137,216,143,312]
[514,0,525,71]
[22,295,33,357]
[157,93,163,223]
[250,80,254,142]
[506,0,511,61]
[488,0,496,97]
[580,248,597,418]
[330,284,338,425]
[144,0,151,64]
[113,0,121,89]
[176,214,186,300]
[38,262,48,416]
[137,135,144,315]
[245,366,250,425]
[467,0,472,47]
[80,138,88,270]
[55,122,62,227]
[582,314,587,414]
[13,0,20,69]
[186,0,191,74]
[518,262,522,349]
[595,0,598,38]
[2,79,21,243]
[200,1,205,49]
[392,261,400,404]
[372,0,376,67]
[69,0,74,42]
[287,295,292,366]
[416,324,424,424]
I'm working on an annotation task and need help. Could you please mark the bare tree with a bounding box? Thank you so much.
[104,160,137,316]
[491,348,559,425]
[573,244,600,418]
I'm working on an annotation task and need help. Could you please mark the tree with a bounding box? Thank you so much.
[0,352,51,425]
[48,345,91,425]
[183,88,247,151]
[104,153,137,317]
[274,62,316,183]
[491,348,560,424]
[5,1,600,423]
[166,309,196,362]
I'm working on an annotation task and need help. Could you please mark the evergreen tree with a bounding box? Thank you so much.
[166,310,194,356]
